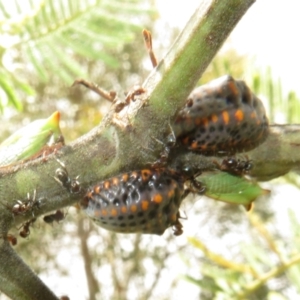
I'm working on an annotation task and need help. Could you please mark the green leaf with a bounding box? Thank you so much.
[0,75,23,111]
[0,111,63,167]
[199,171,270,206]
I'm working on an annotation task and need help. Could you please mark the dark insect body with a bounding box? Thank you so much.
[72,80,146,114]
[54,159,81,194]
[7,234,18,246]
[174,75,269,155]
[1,234,17,246]
[80,168,199,235]
[219,157,253,176]
[19,218,37,238]
[43,210,66,224]
[151,129,177,168]
[11,190,41,217]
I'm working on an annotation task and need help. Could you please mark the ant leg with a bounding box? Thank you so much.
[72,79,116,102]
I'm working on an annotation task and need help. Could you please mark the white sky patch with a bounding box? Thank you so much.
[156,0,300,94]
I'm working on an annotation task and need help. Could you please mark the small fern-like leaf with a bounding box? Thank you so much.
[0,0,151,111]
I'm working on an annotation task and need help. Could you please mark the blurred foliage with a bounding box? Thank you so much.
[201,48,248,83]
[0,0,156,112]
[250,66,300,124]
[184,212,300,300]
[0,0,156,143]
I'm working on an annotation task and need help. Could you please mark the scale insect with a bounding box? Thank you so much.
[174,75,269,155]
[80,167,205,236]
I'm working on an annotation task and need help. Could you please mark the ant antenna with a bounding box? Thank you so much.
[142,29,158,68]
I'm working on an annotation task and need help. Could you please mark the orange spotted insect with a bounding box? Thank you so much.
[80,168,203,235]
[142,30,269,156]
[173,75,269,155]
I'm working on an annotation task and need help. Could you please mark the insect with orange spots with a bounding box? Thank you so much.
[80,168,200,235]
[173,75,269,155]
[142,30,269,156]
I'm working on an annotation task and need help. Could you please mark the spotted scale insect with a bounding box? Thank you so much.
[173,75,269,155]
[80,168,193,235]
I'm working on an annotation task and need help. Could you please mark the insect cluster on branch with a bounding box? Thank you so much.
[0,30,269,239]
[70,30,268,236]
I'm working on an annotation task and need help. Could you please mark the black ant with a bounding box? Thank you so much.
[217,157,253,176]
[150,123,177,168]
[10,190,41,217]
[43,210,66,224]
[172,212,185,236]
[72,31,154,114]
[72,78,146,114]
[53,159,81,194]
[19,218,37,238]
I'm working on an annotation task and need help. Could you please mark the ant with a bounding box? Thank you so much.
[72,31,156,114]
[151,125,177,168]
[11,190,41,217]
[19,218,37,238]
[172,211,187,236]
[217,157,253,176]
[53,159,81,194]
[1,233,18,246]
[43,209,66,224]
[173,220,183,236]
